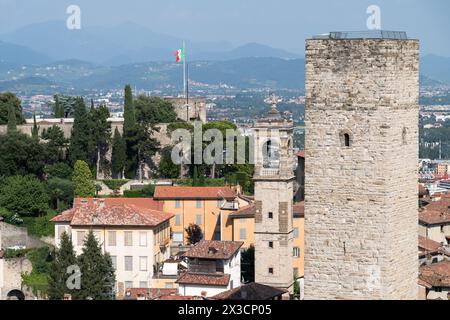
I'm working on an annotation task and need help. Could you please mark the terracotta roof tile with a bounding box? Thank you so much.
[296,150,305,158]
[211,282,287,300]
[73,197,163,211]
[418,235,442,255]
[293,201,304,218]
[183,240,243,260]
[419,207,450,225]
[230,202,304,219]
[51,199,173,227]
[124,288,177,300]
[154,186,236,200]
[419,261,450,288]
[176,272,230,286]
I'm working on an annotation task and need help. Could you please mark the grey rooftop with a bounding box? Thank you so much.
[312,30,408,40]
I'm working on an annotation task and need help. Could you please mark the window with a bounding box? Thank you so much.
[125,256,133,271]
[293,227,299,238]
[111,256,117,270]
[340,130,352,148]
[268,268,274,274]
[108,231,116,246]
[402,127,408,145]
[217,199,223,208]
[125,281,133,289]
[139,257,147,271]
[293,247,300,257]
[293,268,299,277]
[139,232,147,247]
[124,231,133,246]
[441,225,444,233]
[344,133,350,147]
[269,241,274,248]
[165,283,174,289]
[240,218,245,224]
[175,215,181,226]
[213,231,221,240]
[175,200,181,208]
[230,280,234,289]
[196,200,202,208]
[173,232,183,242]
[76,231,86,246]
[239,228,246,240]
[139,281,148,288]
[196,214,202,225]
[268,212,273,219]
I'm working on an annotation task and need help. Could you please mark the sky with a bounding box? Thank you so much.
[0,0,449,56]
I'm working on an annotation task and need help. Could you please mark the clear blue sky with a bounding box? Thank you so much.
[1,0,449,56]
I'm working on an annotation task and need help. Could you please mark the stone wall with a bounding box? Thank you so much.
[304,38,419,299]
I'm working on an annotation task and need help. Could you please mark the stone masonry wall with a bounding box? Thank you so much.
[304,39,419,300]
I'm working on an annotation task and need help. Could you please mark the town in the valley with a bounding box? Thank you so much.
[1,2,450,302]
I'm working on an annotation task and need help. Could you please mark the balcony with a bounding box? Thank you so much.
[260,168,280,176]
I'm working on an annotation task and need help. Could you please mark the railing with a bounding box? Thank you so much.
[260,168,280,176]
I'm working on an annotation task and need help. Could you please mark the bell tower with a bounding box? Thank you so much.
[253,95,295,291]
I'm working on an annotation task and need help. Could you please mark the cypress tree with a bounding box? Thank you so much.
[193,165,199,186]
[48,232,77,300]
[68,97,89,164]
[75,231,115,300]
[123,85,138,178]
[54,95,64,118]
[111,127,126,179]
[32,112,39,140]
[7,103,16,133]
[72,160,96,197]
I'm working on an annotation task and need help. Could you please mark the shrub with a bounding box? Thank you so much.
[102,179,129,192]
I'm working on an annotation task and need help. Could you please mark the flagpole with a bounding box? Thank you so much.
[183,40,186,101]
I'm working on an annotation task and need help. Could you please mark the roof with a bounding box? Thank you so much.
[51,199,173,227]
[211,282,287,300]
[418,235,442,256]
[419,261,450,288]
[312,31,408,40]
[154,186,236,200]
[296,150,305,158]
[176,272,230,287]
[183,240,243,260]
[230,202,304,219]
[419,207,450,225]
[419,184,429,197]
[73,197,163,211]
[123,288,177,300]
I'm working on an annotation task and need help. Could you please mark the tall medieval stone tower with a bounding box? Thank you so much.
[304,31,419,300]
[253,97,295,291]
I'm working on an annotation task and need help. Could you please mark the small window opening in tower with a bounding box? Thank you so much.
[402,127,407,145]
[344,134,350,147]
[268,212,273,219]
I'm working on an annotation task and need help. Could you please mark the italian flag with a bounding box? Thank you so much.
[175,48,184,62]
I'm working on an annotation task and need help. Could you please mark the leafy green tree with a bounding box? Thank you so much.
[42,125,69,164]
[0,175,49,217]
[0,131,46,177]
[75,231,115,300]
[134,95,177,124]
[158,146,180,179]
[32,113,39,140]
[44,162,73,180]
[241,245,255,283]
[54,95,78,118]
[72,160,95,197]
[185,223,203,245]
[48,232,77,300]
[87,104,111,176]
[111,128,126,179]
[68,98,90,165]
[47,178,74,210]
[0,92,25,125]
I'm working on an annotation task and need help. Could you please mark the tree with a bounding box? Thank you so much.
[75,231,115,300]
[158,146,180,179]
[241,245,255,283]
[0,175,49,217]
[53,95,64,118]
[0,131,46,177]
[68,97,90,165]
[123,85,138,178]
[41,125,69,164]
[185,224,203,245]
[31,113,39,140]
[111,128,126,179]
[47,178,74,210]
[48,232,77,300]
[7,103,17,132]
[44,162,73,180]
[72,160,95,198]
[134,95,177,124]
[0,92,25,125]
[87,104,111,177]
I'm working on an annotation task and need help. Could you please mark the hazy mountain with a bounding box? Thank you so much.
[0,41,52,65]
[0,21,300,65]
[421,54,450,84]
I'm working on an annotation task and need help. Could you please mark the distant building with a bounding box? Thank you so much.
[419,199,450,245]
[176,240,242,297]
[419,261,450,300]
[211,282,287,300]
[51,198,173,298]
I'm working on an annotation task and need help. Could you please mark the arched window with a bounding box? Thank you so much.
[262,139,280,168]
[340,130,353,148]
[344,134,350,147]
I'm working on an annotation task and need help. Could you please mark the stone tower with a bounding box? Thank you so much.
[253,96,295,291]
[304,31,419,300]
